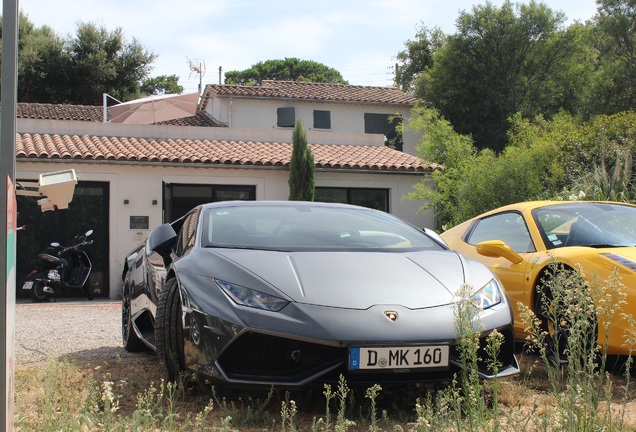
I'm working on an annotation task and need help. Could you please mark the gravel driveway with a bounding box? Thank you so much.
[15,299,133,367]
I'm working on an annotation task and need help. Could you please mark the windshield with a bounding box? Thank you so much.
[200,204,444,252]
[532,202,636,249]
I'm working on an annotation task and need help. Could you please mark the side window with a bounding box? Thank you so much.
[277,107,295,127]
[466,212,535,253]
[175,212,198,256]
[363,113,403,151]
[313,110,331,129]
[315,187,389,212]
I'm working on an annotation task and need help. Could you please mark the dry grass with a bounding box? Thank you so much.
[11,341,636,431]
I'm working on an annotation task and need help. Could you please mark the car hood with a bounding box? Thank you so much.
[571,246,636,269]
[207,249,479,309]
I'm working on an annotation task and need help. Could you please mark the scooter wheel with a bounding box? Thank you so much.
[83,276,94,300]
[30,282,51,303]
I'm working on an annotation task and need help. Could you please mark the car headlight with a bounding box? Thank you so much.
[216,279,289,312]
[473,279,502,310]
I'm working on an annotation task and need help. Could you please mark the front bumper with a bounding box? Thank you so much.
[181,302,520,387]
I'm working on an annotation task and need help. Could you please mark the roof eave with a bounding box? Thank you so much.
[16,157,432,174]
[202,94,415,108]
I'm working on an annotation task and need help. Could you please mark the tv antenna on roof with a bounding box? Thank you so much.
[187,57,206,93]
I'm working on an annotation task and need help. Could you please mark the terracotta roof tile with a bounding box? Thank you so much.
[154,112,227,127]
[16,132,438,172]
[17,103,105,122]
[201,80,418,110]
[17,102,225,127]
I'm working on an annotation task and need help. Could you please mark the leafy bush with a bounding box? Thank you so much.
[406,106,636,229]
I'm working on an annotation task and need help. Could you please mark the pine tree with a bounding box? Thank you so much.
[288,120,315,201]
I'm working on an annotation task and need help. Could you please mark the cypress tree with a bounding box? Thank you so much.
[288,120,315,201]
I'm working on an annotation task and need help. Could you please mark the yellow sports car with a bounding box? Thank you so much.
[441,201,636,355]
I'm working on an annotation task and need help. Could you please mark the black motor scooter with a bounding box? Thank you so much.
[22,229,94,302]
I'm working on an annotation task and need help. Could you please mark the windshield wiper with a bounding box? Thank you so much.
[204,244,291,252]
[585,244,628,248]
[205,244,258,250]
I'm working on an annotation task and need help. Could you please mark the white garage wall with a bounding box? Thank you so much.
[18,161,432,299]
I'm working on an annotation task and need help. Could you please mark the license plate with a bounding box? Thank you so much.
[349,345,449,370]
[22,281,34,290]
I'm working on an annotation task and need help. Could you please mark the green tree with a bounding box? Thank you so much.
[65,22,156,104]
[585,0,636,114]
[225,58,347,85]
[0,12,68,102]
[406,105,569,229]
[394,24,445,93]
[140,74,184,95]
[0,14,156,104]
[288,120,315,201]
[410,1,586,151]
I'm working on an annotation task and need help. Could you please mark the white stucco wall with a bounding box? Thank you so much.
[17,159,433,299]
[208,98,420,156]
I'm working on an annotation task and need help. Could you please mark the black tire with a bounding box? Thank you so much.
[83,276,94,300]
[155,278,185,381]
[534,287,568,365]
[30,281,51,302]
[122,289,149,352]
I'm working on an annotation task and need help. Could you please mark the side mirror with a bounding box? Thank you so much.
[476,240,523,264]
[423,227,448,247]
[147,223,177,258]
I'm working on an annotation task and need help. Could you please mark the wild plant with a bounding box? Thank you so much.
[322,382,335,430]
[407,283,506,431]
[14,359,100,431]
[453,282,490,429]
[335,374,356,431]
[618,314,635,430]
[211,385,274,429]
[572,151,636,203]
[280,391,298,432]
[408,392,437,431]
[192,398,215,429]
[518,262,633,430]
[365,383,382,432]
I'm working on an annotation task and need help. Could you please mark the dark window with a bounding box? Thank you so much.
[315,187,389,212]
[313,110,331,129]
[364,113,403,151]
[163,183,256,222]
[277,107,295,127]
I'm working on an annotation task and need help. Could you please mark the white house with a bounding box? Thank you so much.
[200,81,422,155]
[14,82,437,299]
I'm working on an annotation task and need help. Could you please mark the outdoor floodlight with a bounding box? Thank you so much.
[38,169,78,210]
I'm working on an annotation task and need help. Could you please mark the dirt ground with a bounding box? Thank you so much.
[14,300,636,430]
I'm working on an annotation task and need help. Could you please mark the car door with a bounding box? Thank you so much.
[460,212,539,336]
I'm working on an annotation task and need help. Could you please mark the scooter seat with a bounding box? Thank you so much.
[38,253,68,267]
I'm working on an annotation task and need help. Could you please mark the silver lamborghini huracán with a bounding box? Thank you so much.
[121,201,519,387]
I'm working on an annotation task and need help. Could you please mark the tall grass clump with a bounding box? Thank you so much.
[15,359,224,431]
[518,262,635,430]
[408,283,506,431]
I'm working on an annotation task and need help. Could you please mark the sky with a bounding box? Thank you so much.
[18,0,599,93]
